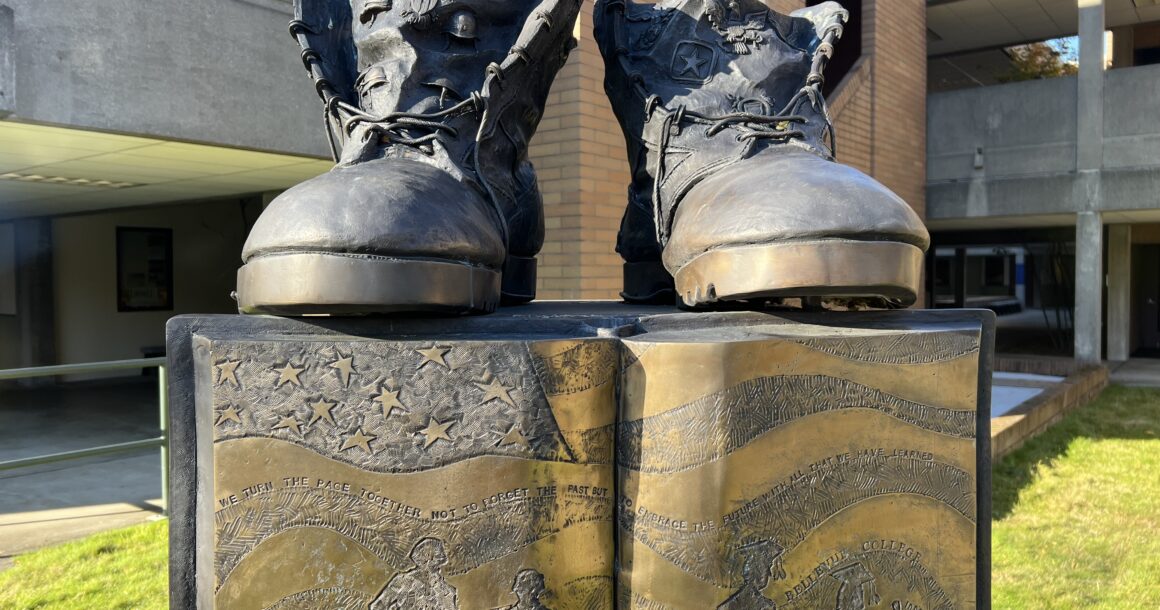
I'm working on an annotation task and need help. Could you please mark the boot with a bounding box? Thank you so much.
[236,0,580,315]
[595,0,930,308]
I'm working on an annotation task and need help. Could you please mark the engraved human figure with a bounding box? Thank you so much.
[830,562,880,610]
[369,537,459,610]
[717,540,786,610]
[496,568,552,610]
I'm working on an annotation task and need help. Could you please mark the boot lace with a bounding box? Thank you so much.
[327,94,483,154]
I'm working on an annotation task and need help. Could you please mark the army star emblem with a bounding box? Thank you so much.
[670,41,716,84]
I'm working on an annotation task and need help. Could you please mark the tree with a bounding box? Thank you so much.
[999,40,1079,83]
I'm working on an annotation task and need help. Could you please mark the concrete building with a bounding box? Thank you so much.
[0,0,333,372]
[926,0,1160,364]
[4,0,1155,371]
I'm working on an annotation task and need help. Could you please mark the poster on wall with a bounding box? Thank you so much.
[116,227,174,312]
[0,223,15,315]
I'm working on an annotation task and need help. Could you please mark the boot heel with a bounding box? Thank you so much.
[621,261,676,304]
[501,255,538,305]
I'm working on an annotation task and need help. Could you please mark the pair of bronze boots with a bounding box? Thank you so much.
[236,0,929,315]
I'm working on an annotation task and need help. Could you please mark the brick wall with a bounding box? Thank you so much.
[864,0,927,219]
[527,0,927,299]
[529,0,628,299]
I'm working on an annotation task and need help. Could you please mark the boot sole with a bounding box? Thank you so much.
[236,252,500,315]
[673,239,923,308]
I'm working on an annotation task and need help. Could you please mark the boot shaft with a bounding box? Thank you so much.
[351,1,537,122]
[293,0,578,170]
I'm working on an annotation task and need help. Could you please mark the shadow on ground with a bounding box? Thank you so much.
[992,384,1160,519]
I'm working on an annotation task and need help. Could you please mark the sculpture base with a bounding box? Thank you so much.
[167,303,992,610]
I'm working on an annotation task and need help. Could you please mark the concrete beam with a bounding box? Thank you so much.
[1107,224,1131,361]
[2,0,328,157]
[1075,211,1103,365]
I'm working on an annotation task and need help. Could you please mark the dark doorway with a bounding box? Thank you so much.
[1133,245,1160,356]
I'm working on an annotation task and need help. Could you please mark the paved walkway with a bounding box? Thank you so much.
[991,371,1066,417]
[0,378,165,568]
[1109,359,1160,387]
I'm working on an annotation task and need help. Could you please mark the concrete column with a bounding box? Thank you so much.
[15,218,56,372]
[1074,0,1105,365]
[0,6,13,119]
[1074,211,1103,365]
[1107,224,1131,361]
[1077,0,1105,172]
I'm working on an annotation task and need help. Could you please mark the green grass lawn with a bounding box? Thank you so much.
[0,518,167,610]
[0,386,1157,609]
[992,384,1160,609]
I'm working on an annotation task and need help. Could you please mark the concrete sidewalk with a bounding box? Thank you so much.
[1109,359,1160,387]
[0,378,165,568]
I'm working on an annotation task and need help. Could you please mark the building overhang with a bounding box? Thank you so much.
[928,0,1160,56]
[0,121,331,221]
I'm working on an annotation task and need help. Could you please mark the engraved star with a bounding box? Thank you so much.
[373,387,407,418]
[680,52,708,76]
[416,346,450,369]
[215,360,241,387]
[418,417,455,449]
[476,376,515,406]
[340,427,376,453]
[308,400,337,426]
[272,415,302,435]
[329,356,356,387]
[497,424,530,449]
[274,363,304,388]
[216,405,243,426]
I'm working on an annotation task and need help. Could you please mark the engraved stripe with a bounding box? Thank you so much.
[784,330,979,365]
[618,375,976,474]
[265,587,371,610]
[618,455,976,587]
[215,487,612,590]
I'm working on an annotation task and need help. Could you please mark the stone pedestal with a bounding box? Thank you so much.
[167,304,992,610]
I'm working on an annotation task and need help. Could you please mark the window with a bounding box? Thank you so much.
[116,227,174,312]
[982,255,1008,288]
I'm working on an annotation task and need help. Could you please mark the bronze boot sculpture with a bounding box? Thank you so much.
[237,0,580,315]
[595,0,930,307]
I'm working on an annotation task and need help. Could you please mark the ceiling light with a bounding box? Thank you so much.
[0,172,138,189]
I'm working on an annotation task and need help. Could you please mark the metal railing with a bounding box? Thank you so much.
[0,357,169,516]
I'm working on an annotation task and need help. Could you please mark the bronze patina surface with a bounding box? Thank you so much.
[617,320,985,610]
[204,336,616,609]
[167,305,991,610]
[594,0,930,306]
[237,0,582,314]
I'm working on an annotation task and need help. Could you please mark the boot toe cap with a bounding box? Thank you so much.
[664,151,930,272]
[242,157,506,268]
